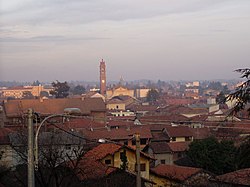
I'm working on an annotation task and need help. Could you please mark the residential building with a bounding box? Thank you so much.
[150,164,212,187]
[83,143,154,180]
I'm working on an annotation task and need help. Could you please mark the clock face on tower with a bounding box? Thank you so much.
[102,80,105,83]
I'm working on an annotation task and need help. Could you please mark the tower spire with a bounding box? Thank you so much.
[100,59,106,95]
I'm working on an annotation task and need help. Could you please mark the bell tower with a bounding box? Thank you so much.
[100,59,106,95]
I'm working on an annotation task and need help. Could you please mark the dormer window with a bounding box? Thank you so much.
[105,159,111,165]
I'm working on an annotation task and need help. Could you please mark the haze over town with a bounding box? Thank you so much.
[1,0,250,82]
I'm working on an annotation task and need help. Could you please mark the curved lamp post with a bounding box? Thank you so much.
[34,108,83,169]
[34,113,68,169]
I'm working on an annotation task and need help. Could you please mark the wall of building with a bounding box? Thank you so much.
[154,153,173,165]
[150,173,175,187]
[103,148,151,179]
[107,103,126,110]
[106,87,134,100]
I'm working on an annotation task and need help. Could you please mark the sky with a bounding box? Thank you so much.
[0,0,250,82]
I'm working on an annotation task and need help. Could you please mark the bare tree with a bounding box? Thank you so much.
[1,129,89,187]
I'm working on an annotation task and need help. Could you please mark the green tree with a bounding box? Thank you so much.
[216,91,226,104]
[225,68,250,115]
[50,80,70,98]
[40,91,49,98]
[146,89,159,102]
[187,137,236,175]
[235,136,250,169]
[71,85,86,95]
[32,80,41,86]
[208,81,223,90]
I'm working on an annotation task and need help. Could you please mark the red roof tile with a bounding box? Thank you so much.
[167,142,190,152]
[164,126,193,138]
[148,142,171,154]
[84,143,121,160]
[151,132,170,141]
[150,164,202,181]
[81,125,152,140]
[190,127,211,140]
[70,157,117,181]
[216,168,250,186]
[64,118,105,129]
[141,114,189,123]
[4,97,106,117]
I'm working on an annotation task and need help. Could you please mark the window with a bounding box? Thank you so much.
[120,150,126,159]
[172,137,176,142]
[105,159,111,165]
[140,139,147,145]
[160,160,165,164]
[135,163,146,172]
[65,145,71,150]
[124,141,128,145]
[177,152,182,158]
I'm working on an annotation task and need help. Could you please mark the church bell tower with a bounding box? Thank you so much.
[100,59,106,95]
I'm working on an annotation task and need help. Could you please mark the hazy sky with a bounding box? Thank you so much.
[0,0,250,82]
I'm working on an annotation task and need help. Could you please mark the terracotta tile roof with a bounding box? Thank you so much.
[156,105,195,115]
[69,156,117,181]
[164,98,196,106]
[107,98,126,104]
[148,142,171,154]
[167,142,190,152]
[127,105,158,112]
[141,114,189,123]
[151,132,170,141]
[4,97,106,117]
[81,125,152,140]
[84,143,121,160]
[149,124,172,132]
[150,164,202,182]
[63,118,105,129]
[107,120,135,127]
[216,168,250,186]
[190,127,211,140]
[164,126,193,138]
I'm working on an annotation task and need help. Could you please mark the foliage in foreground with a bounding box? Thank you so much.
[226,68,250,116]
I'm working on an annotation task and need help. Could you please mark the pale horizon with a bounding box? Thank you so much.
[1,0,250,82]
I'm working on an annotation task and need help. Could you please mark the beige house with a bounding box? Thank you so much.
[84,143,154,180]
[107,98,126,110]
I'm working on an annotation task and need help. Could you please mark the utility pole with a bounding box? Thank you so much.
[28,108,35,187]
[135,133,141,187]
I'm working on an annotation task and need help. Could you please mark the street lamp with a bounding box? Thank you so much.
[34,113,66,169]
[34,107,83,169]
